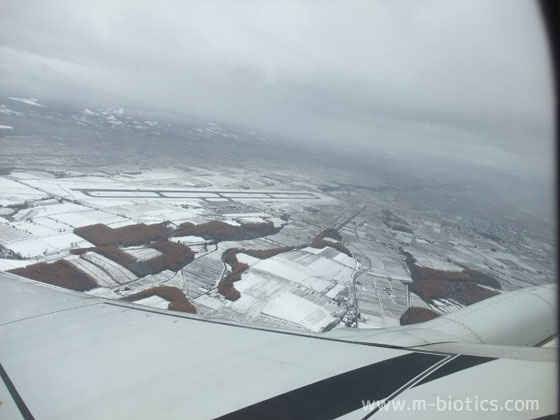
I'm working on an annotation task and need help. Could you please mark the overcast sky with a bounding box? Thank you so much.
[0,0,555,176]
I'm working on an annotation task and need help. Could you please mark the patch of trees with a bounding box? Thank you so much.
[239,247,296,260]
[146,241,195,273]
[122,285,196,314]
[477,231,501,242]
[218,246,295,301]
[9,260,97,291]
[72,241,195,277]
[402,250,500,306]
[74,220,284,249]
[74,223,170,247]
[382,209,412,233]
[391,224,414,234]
[0,244,23,260]
[462,269,502,289]
[173,220,280,242]
[400,307,440,325]
[6,201,30,211]
[311,230,352,257]
[321,228,342,241]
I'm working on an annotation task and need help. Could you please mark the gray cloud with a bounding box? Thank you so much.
[0,0,554,175]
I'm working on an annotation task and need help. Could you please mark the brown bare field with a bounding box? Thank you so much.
[9,260,98,291]
[400,307,440,325]
[403,251,501,305]
[74,222,170,246]
[122,285,196,314]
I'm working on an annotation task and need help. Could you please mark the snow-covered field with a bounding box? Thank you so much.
[262,292,336,332]
[0,177,48,205]
[170,235,210,245]
[69,257,120,288]
[123,246,162,261]
[325,283,346,299]
[134,295,170,309]
[82,252,137,283]
[0,258,32,271]
[239,248,356,293]
[4,237,60,258]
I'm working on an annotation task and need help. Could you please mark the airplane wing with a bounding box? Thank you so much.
[0,272,556,419]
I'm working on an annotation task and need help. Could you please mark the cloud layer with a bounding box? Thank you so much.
[0,0,554,175]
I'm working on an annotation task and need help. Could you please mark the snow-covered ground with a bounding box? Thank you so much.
[134,295,170,309]
[0,258,32,271]
[262,292,336,332]
[82,252,137,283]
[325,283,346,299]
[123,246,162,261]
[69,257,120,288]
[0,177,48,205]
[170,235,211,245]
[242,248,355,292]
[2,165,549,334]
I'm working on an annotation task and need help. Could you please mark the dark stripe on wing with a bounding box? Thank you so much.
[0,362,35,420]
[213,352,444,420]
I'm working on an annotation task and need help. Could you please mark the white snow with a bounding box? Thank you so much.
[134,295,170,309]
[262,292,336,332]
[229,293,263,314]
[84,287,120,299]
[0,258,32,270]
[170,235,210,244]
[193,294,224,310]
[0,124,13,129]
[325,284,346,299]
[123,246,162,261]
[68,257,119,288]
[3,238,57,258]
[236,253,262,266]
[233,248,356,299]
[82,252,136,283]
[0,177,48,203]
